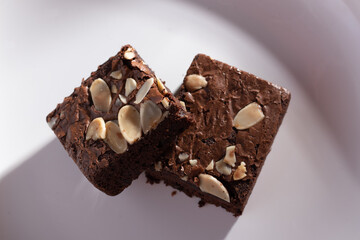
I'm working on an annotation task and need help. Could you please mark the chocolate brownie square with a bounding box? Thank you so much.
[46,45,192,195]
[146,54,290,216]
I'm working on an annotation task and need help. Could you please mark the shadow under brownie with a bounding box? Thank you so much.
[46,45,192,195]
[146,54,291,216]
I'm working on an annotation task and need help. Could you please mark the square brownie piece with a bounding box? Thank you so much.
[146,54,291,216]
[46,45,192,195]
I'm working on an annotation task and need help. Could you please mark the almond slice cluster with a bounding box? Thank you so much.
[86,67,170,154]
[197,145,248,202]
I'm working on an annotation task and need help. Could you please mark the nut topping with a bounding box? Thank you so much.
[233,162,247,180]
[198,174,230,202]
[223,146,236,167]
[125,78,137,97]
[233,102,265,130]
[184,74,208,92]
[124,48,135,60]
[111,84,118,94]
[178,153,189,162]
[90,78,112,112]
[215,159,232,176]
[156,78,168,94]
[154,161,162,171]
[119,94,127,104]
[105,121,128,154]
[161,97,170,109]
[86,117,106,141]
[181,176,188,181]
[179,101,186,110]
[110,70,122,80]
[47,116,58,129]
[140,100,162,134]
[134,78,154,104]
[189,159,198,166]
[205,160,214,171]
[118,105,141,144]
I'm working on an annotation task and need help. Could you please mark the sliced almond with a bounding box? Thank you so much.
[233,162,247,180]
[178,153,189,162]
[134,78,154,104]
[198,174,230,203]
[154,161,162,171]
[86,117,106,141]
[118,105,141,144]
[119,94,127,104]
[183,92,195,103]
[105,121,128,154]
[181,176,188,181]
[215,159,232,176]
[47,116,58,129]
[124,48,135,60]
[156,78,168,94]
[111,84,118,94]
[233,102,265,130]
[110,70,123,80]
[184,74,208,92]
[189,159,198,166]
[90,78,112,112]
[205,160,214,171]
[223,146,236,167]
[140,100,162,134]
[161,97,170,109]
[125,78,137,97]
[179,101,186,110]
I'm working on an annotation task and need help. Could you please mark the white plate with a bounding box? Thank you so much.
[0,0,359,239]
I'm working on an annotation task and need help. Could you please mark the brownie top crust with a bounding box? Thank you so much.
[151,54,291,214]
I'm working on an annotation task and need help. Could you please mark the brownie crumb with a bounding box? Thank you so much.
[171,191,177,196]
[198,200,206,208]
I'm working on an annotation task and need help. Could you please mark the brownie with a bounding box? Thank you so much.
[146,54,291,216]
[46,45,192,196]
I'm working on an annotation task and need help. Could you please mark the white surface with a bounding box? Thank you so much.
[0,0,359,239]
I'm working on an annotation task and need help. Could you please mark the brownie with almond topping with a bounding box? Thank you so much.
[46,45,192,195]
[146,54,290,216]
